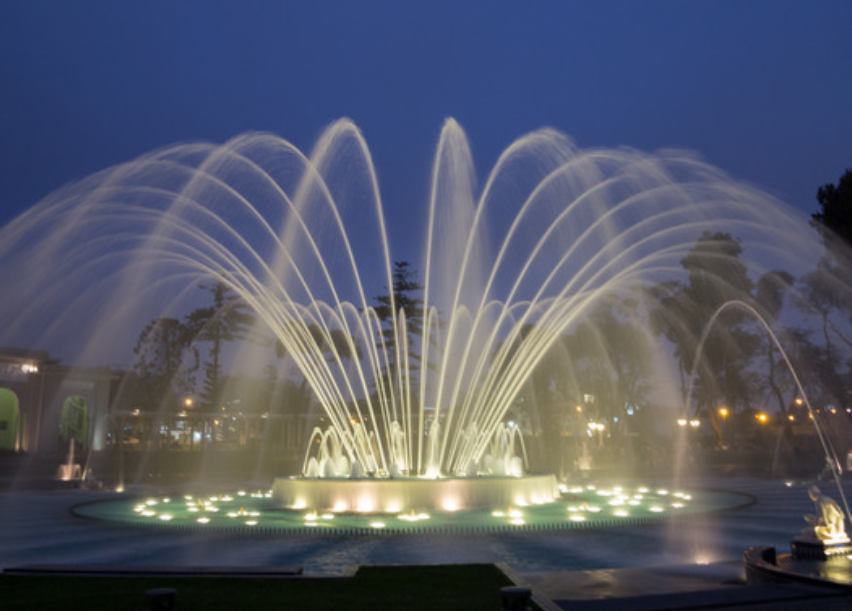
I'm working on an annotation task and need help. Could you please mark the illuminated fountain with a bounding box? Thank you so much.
[0,119,820,515]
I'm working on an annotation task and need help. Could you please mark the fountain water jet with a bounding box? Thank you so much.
[680,299,852,525]
[0,119,825,511]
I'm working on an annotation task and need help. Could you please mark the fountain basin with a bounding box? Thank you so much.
[271,474,560,513]
[69,483,749,536]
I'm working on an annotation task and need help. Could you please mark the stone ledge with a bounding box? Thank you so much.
[3,563,303,577]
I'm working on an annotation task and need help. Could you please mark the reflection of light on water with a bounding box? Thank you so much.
[398,511,430,522]
[105,482,716,534]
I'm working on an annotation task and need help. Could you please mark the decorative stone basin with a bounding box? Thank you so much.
[271,474,560,513]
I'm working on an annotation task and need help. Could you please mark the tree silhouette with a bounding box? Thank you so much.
[651,232,760,443]
[131,317,197,411]
[185,281,255,412]
[797,169,852,407]
[812,168,852,247]
[372,261,424,389]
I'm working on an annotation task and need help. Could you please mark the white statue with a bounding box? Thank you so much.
[804,485,847,541]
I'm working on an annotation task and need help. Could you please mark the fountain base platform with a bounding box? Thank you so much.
[745,545,852,589]
[271,474,560,513]
[791,535,852,560]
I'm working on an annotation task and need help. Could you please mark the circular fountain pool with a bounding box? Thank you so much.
[71,483,752,536]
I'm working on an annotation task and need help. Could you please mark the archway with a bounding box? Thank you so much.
[60,395,89,447]
[0,388,20,451]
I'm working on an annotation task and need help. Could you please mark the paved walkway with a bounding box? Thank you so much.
[517,561,850,610]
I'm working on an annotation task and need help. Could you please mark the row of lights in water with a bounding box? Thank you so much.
[130,484,693,530]
[133,490,271,526]
[559,484,690,524]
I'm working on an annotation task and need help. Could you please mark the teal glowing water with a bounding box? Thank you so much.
[72,483,750,535]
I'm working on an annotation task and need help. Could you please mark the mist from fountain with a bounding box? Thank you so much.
[0,119,827,504]
[681,300,852,524]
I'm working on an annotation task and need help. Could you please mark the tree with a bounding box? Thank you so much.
[273,323,363,414]
[131,317,196,411]
[372,261,425,389]
[797,169,852,407]
[651,232,760,444]
[754,270,797,419]
[812,169,852,248]
[185,281,255,412]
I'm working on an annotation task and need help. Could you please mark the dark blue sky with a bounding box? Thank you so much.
[1,0,850,258]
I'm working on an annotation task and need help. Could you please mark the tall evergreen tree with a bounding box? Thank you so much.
[185,281,255,412]
[372,261,424,383]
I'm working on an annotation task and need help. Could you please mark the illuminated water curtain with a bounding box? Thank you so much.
[0,119,814,510]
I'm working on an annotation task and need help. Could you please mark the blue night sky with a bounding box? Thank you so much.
[1,0,850,259]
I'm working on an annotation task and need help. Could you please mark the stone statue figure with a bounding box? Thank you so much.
[804,485,847,541]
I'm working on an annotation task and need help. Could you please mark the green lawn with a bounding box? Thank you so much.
[1,564,518,611]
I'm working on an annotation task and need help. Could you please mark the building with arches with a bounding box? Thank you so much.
[0,347,114,453]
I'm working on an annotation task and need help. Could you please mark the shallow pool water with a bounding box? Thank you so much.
[71,483,751,535]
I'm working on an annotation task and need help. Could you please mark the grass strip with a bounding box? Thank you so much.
[1,563,515,611]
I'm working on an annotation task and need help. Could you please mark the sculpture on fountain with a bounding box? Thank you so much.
[803,485,847,542]
[792,484,852,559]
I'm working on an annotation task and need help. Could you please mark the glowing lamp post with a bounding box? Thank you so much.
[718,407,729,447]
